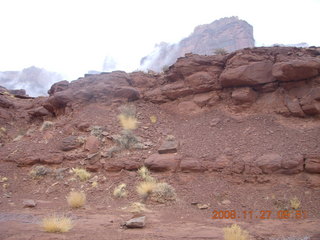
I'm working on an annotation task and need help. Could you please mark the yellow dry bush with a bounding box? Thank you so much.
[118,114,138,130]
[129,202,147,214]
[72,168,91,181]
[137,166,155,182]
[113,183,127,198]
[41,215,73,233]
[223,224,249,240]
[290,197,301,210]
[67,191,86,208]
[136,181,156,199]
[150,115,157,123]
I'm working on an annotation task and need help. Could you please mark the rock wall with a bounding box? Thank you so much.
[41,47,320,118]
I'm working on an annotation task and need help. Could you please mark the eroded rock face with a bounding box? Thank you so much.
[140,17,254,72]
[38,47,320,118]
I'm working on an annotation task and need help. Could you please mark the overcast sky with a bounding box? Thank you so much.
[0,0,319,80]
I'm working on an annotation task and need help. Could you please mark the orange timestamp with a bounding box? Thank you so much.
[211,210,307,220]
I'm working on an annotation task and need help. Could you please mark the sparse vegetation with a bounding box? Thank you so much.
[137,166,155,182]
[41,215,73,233]
[149,115,157,124]
[118,114,138,130]
[166,134,175,141]
[129,202,148,214]
[136,181,157,201]
[40,121,54,132]
[113,183,127,198]
[214,48,228,55]
[29,165,51,178]
[290,197,301,210]
[107,104,143,157]
[152,182,177,203]
[223,224,249,240]
[71,168,91,181]
[67,191,86,208]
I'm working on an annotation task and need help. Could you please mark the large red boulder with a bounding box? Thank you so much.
[220,61,274,87]
[272,58,320,82]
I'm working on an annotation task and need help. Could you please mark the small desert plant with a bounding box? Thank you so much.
[30,165,51,178]
[129,202,147,214]
[149,115,157,124]
[136,181,157,201]
[71,168,91,181]
[290,197,301,210]
[152,182,176,203]
[137,166,155,182]
[113,130,140,149]
[118,114,138,130]
[40,121,54,132]
[214,48,228,55]
[166,135,175,141]
[223,224,249,240]
[119,104,136,117]
[113,183,127,198]
[67,191,86,208]
[41,215,73,233]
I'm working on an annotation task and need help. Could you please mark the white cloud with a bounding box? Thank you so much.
[0,0,319,82]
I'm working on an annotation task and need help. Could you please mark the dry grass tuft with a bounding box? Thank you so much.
[152,182,176,203]
[136,181,157,200]
[290,197,301,210]
[137,166,155,182]
[41,215,73,233]
[67,191,86,208]
[149,115,157,123]
[118,114,138,130]
[129,202,148,214]
[72,168,91,181]
[224,224,249,240]
[113,183,127,198]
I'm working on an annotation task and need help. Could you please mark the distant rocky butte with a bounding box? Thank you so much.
[140,16,254,72]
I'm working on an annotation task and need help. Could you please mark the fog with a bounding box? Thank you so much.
[0,66,62,97]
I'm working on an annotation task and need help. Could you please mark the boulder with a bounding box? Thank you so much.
[28,106,53,118]
[60,136,82,151]
[280,155,304,174]
[158,140,179,154]
[48,80,69,96]
[272,59,320,81]
[256,153,282,174]
[23,199,37,208]
[161,82,192,100]
[305,157,320,173]
[193,93,215,107]
[144,154,180,172]
[114,87,140,101]
[0,95,14,108]
[104,159,141,172]
[231,87,257,104]
[124,216,145,228]
[220,61,274,87]
[284,96,305,117]
[84,136,100,153]
[184,71,220,93]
